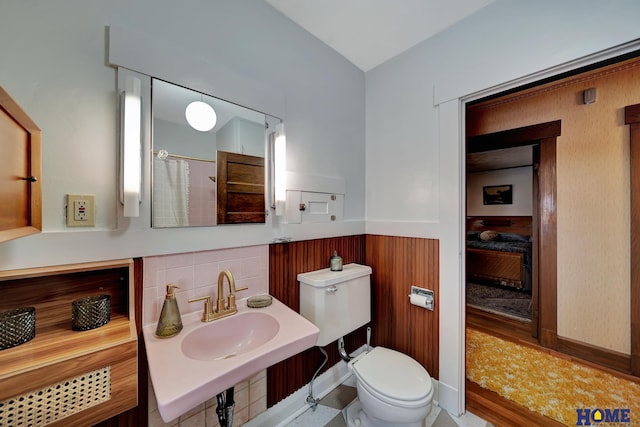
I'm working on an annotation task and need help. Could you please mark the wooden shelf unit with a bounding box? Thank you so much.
[0,259,138,427]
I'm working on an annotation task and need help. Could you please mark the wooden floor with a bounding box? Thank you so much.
[466,380,565,427]
[466,306,640,383]
[465,306,640,426]
[466,306,536,347]
[466,307,559,426]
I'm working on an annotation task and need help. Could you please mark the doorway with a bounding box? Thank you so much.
[465,122,560,343]
[463,53,640,426]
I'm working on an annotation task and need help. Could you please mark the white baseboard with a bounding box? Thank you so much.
[437,381,460,416]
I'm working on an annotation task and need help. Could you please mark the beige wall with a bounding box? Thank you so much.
[467,58,640,354]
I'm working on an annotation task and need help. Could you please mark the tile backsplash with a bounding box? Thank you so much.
[143,245,270,426]
[143,245,269,327]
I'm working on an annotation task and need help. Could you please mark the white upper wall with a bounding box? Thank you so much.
[0,0,366,270]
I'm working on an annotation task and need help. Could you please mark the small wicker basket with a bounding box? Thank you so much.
[0,307,36,350]
[72,295,111,331]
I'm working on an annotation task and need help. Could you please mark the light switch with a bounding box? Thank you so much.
[66,194,96,227]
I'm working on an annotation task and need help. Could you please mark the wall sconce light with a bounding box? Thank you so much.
[120,75,142,217]
[274,122,287,216]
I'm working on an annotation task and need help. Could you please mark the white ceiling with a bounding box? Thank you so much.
[265,0,495,71]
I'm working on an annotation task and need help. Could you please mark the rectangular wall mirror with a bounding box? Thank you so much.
[151,79,267,228]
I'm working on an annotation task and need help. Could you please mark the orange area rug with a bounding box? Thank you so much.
[466,328,640,426]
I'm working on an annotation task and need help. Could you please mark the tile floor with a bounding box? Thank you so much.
[285,384,493,427]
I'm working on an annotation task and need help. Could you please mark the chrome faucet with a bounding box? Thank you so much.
[188,270,248,322]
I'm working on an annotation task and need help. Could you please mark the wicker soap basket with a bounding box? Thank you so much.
[72,295,111,331]
[0,307,36,350]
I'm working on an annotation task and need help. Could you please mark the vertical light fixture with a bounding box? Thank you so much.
[274,122,287,216]
[121,75,142,217]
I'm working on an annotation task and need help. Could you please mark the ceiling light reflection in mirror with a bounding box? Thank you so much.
[152,79,267,228]
[185,100,217,131]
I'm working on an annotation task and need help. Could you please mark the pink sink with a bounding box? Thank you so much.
[181,311,280,361]
[143,296,319,422]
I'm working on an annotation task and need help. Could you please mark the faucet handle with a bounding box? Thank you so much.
[188,295,212,304]
[188,295,214,321]
[226,286,248,311]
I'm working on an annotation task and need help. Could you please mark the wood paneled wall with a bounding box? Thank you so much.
[268,234,440,406]
[268,235,367,406]
[365,235,440,379]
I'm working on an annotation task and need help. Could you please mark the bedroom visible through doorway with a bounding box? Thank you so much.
[465,147,536,326]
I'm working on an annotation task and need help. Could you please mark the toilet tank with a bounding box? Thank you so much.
[298,263,372,347]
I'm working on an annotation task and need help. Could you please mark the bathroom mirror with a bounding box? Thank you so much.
[151,79,267,227]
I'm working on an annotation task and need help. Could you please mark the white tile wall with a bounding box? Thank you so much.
[144,246,270,427]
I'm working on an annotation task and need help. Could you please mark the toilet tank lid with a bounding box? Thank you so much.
[297,263,372,288]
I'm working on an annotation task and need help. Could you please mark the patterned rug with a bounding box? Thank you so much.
[466,328,640,426]
[466,282,531,320]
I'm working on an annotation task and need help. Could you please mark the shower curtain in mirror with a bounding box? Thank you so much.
[153,158,189,227]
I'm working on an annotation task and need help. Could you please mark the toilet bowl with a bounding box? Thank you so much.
[346,346,433,427]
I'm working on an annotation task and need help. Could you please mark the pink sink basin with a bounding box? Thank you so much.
[181,311,280,361]
[143,296,319,423]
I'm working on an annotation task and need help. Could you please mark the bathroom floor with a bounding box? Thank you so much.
[284,382,494,427]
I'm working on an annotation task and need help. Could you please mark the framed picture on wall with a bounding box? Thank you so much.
[483,184,513,205]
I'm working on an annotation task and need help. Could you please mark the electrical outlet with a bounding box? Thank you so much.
[74,199,88,221]
[67,194,96,227]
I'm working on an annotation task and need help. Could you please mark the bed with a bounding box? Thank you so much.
[466,216,532,291]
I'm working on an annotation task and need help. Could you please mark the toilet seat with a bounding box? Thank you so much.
[350,347,432,409]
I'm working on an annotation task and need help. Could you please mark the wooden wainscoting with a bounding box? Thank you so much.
[365,235,440,379]
[268,235,367,406]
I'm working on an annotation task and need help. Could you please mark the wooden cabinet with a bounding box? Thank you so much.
[0,259,138,427]
[0,86,41,243]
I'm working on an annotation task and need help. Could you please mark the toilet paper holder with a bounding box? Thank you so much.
[409,286,434,310]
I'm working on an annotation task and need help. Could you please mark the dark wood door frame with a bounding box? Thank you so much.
[625,103,640,377]
[467,120,561,349]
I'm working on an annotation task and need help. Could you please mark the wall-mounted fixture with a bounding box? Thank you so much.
[583,87,597,104]
[274,122,287,216]
[185,100,217,132]
[120,75,142,217]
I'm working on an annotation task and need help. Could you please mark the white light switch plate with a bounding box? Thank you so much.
[66,194,96,227]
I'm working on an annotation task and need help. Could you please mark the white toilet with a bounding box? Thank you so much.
[298,264,433,427]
